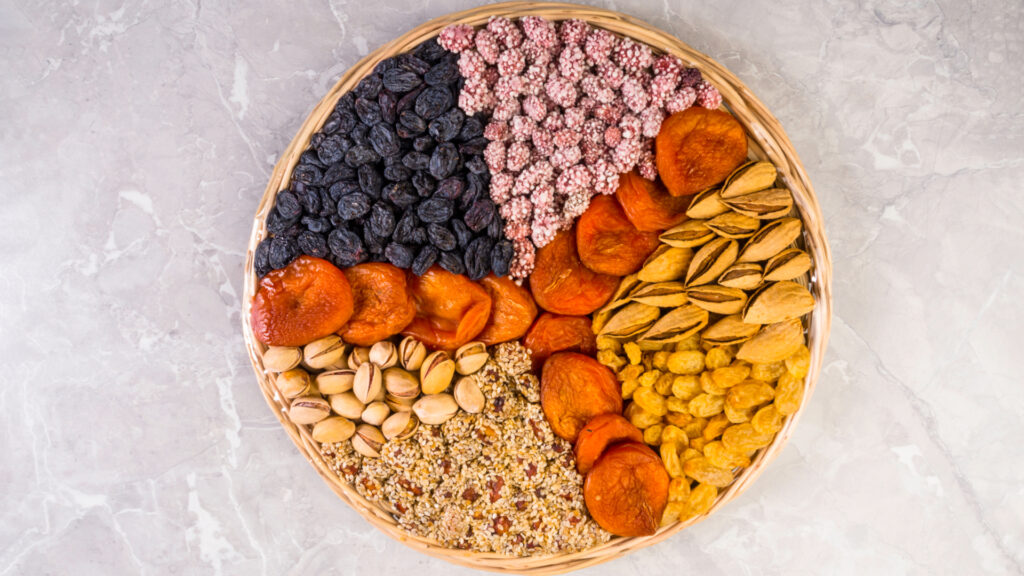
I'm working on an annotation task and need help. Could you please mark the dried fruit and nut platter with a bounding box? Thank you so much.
[242,3,832,573]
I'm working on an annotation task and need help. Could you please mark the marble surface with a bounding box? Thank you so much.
[2,0,1022,573]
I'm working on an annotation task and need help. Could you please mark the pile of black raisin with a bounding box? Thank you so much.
[254,38,511,281]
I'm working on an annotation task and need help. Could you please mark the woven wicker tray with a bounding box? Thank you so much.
[242,2,833,573]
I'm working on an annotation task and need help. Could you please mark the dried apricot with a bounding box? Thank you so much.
[402,266,492,350]
[614,170,692,232]
[251,256,353,346]
[530,229,619,315]
[574,414,644,475]
[475,275,538,345]
[584,442,670,537]
[576,195,661,276]
[523,313,597,370]
[339,263,415,346]
[541,352,622,441]
[656,107,748,197]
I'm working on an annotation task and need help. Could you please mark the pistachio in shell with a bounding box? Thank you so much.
[398,336,427,371]
[385,392,417,413]
[303,335,347,370]
[685,237,739,286]
[720,161,778,198]
[368,341,398,369]
[351,424,385,458]
[329,392,365,420]
[288,396,331,425]
[736,318,805,364]
[382,366,419,399]
[347,346,371,370]
[454,342,488,375]
[737,217,802,263]
[705,212,760,239]
[658,220,714,248]
[412,393,459,425]
[722,188,793,219]
[638,245,693,283]
[277,368,313,399]
[311,416,356,443]
[381,411,419,440]
[598,302,661,338]
[742,281,815,325]
[361,401,391,426]
[420,350,455,394]
[717,262,764,290]
[763,248,812,282]
[353,362,383,403]
[316,369,355,395]
[701,314,762,346]
[686,188,730,220]
[637,303,709,345]
[262,346,302,373]
[685,285,749,315]
[629,282,689,308]
[454,375,485,413]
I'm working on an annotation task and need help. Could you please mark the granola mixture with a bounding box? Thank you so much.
[320,342,612,555]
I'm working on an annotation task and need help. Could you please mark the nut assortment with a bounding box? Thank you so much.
[250,14,820,556]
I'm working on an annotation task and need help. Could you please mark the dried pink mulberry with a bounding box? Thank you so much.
[438,24,476,53]
[558,45,586,83]
[664,86,696,114]
[584,28,615,65]
[640,107,665,138]
[695,81,722,109]
[484,141,507,174]
[620,76,648,113]
[510,115,537,142]
[474,29,501,64]
[510,239,535,278]
[522,95,547,122]
[612,37,652,73]
[652,54,684,76]
[496,48,525,77]
[520,16,557,49]
[458,50,486,80]
[545,75,578,108]
[487,16,522,49]
[484,120,509,142]
[490,171,514,203]
[596,61,626,90]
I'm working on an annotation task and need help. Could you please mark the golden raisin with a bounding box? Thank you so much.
[704,440,751,469]
[785,345,811,378]
[655,372,675,396]
[668,476,691,502]
[672,375,702,400]
[682,417,708,439]
[704,347,732,370]
[775,371,804,415]
[682,483,718,519]
[660,442,684,477]
[700,372,727,395]
[644,424,665,445]
[684,456,734,487]
[750,361,786,382]
[661,425,689,447]
[667,351,705,375]
[751,405,784,434]
[721,423,773,453]
[726,381,775,410]
[624,341,643,365]
[702,413,731,442]
[634,386,668,416]
[665,411,693,428]
[724,401,756,423]
[688,393,725,418]
[711,362,751,388]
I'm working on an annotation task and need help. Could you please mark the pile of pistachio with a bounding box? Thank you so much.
[261,335,489,458]
[593,160,815,362]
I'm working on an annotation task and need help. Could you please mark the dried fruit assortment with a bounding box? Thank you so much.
[250,14,818,555]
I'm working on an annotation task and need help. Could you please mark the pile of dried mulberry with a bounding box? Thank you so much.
[439,16,721,278]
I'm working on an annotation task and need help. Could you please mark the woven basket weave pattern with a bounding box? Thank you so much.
[242,3,833,573]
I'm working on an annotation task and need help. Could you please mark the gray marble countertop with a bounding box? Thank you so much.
[2,0,1022,574]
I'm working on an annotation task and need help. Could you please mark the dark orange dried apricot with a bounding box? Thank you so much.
[576,194,661,276]
[574,414,643,475]
[339,263,416,346]
[614,170,692,232]
[475,274,538,345]
[529,229,619,316]
[584,442,670,537]
[656,107,748,197]
[540,352,622,441]
[402,266,492,350]
[251,256,354,346]
[522,313,597,370]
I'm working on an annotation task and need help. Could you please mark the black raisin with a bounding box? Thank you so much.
[427,223,456,251]
[459,183,481,212]
[266,210,300,235]
[396,85,424,115]
[413,135,434,152]
[292,164,322,186]
[384,242,414,268]
[487,213,503,239]
[300,150,326,168]
[354,73,382,100]
[451,219,472,248]
[417,197,453,223]
[411,245,438,276]
[428,109,463,142]
[465,154,487,174]
[349,123,370,146]
[383,181,419,208]
[336,110,357,133]
[424,59,459,86]
[398,110,427,135]
[377,90,398,124]
[344,145,380,167]
[466,171,485,198]
[357,165,383,198]
[363,226,386,255]
[328,228,366,266]
[337,192,372,220]
[410,226,428,245]
[393,210,417,243]
[490,240,514,277]
[464,236,493,280]
[316,134,345,164]
[269,236,300,270]
[402,151,430,171]
[297,189,321,215]
[323,161,355,185]
[397,54,431,75]
[438,251,465,275]
[459,116,484,141]
[297,231,329,258]
[322,111,342,134]
[354,97,382,126]
[459,136,489,156]
[411,171,436,196]
[254,237,272,277]
[369,203,396,238]
[374,58,397,75]
[429,142,459,179]
[382,68,423,93]
[336,91,356,111]
[383,163,412,182]
[310,132,327,149]
[415,86,452,120]
[413,38,447,63]
[329,179,360,201]
[302,216,331,233]
[365,124,398,158]
[275,191,302,219]
[434,177,465,200]
[464,199,495,232]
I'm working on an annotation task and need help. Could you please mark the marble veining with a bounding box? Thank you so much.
[1,0,1022,574]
